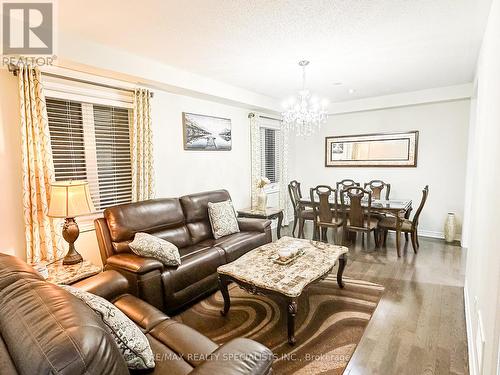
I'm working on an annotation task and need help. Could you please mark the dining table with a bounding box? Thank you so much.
[299,197,413,253]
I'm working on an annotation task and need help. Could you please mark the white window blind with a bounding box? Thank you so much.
[260,125,282,184]
[46,97,133,211]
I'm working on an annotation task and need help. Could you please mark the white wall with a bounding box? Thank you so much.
[0,71,25,260]
[290,99,470,239]
[463,0,500,373]
[152,91,252,208]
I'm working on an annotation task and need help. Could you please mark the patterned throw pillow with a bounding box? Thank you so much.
[208,200,240,239]
[60,285,155,370]
[129,232,181,266]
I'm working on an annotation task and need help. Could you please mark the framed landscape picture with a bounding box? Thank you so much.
[182,112,232,151]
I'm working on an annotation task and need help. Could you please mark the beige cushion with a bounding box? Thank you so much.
[299,209,316,220]
[378,217,413,231]
[129,232,181,266]
[208,200,240,239]
[316,217,343,227]
[61,285,155,370]
[347,217,379,229]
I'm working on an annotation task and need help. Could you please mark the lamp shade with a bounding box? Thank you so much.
[48,181,95,218]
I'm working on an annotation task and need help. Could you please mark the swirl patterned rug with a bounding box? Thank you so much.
[174,275,384,374]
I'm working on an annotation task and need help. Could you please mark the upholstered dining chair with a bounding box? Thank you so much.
[336,179,360,192]
[288,180,315,238]
[340,186,380,249]
[364,180,391,200]
[309,185,343,244]
[379,185,429,256]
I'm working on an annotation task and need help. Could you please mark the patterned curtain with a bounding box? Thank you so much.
[19,65,63,263]
[249,113,291,226]
[279,127,291,224]
[249,113,261,208]
[131,88,155,201]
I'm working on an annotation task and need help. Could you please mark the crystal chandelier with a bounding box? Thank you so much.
[281,60,328,136]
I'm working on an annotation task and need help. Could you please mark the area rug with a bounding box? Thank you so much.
[174,275,384,374]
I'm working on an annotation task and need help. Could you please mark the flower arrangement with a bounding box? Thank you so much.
[257,177,271,189]
[255,177,271,211]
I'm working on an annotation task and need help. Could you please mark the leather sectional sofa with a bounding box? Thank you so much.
[95,190,272,314]
[0,253,273,374]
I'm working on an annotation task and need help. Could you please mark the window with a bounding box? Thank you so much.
[46,97,133,210]
[260,126,282,184]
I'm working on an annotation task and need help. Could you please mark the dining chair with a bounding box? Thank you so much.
[363,180,391,226]
[336,179,360,192]
[379,185,429,257]
[364,180,391,200]
[336,179,360,221]
[309,185,343,244]
[288,180,315,238]
[340,186,380,249]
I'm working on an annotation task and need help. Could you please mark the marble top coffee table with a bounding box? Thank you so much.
[217,236,348,345]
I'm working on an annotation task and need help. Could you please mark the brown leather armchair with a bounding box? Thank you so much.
[0,253,274,375]
[95,190,272,314]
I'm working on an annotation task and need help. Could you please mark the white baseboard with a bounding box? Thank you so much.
[418,229,462,242]
[418,229,445,239]
[464,279,477,375]
[497,337,500,375]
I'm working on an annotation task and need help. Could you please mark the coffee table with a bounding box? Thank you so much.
[217,236,348,345]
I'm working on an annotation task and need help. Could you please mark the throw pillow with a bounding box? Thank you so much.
[60,285,155,370]
[129,232,181,266]
[208,200,240,239]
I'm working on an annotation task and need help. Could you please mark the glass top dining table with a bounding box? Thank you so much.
[298,196,413,255]
[299,197,413,216]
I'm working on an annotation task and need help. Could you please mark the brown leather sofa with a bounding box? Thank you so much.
[95,190,272,314]
[0,253,274,375]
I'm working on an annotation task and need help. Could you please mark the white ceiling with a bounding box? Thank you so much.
[58,0,492,103]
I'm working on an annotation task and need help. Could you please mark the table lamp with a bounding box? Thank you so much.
[48,181,95,265]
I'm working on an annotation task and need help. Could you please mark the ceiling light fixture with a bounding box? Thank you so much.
[281,60,328,136]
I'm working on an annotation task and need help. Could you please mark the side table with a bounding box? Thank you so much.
[237,207,284,239]
[44,260,102,285]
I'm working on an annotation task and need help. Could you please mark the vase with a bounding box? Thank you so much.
[256,189,268,212]
[444,213,456,243]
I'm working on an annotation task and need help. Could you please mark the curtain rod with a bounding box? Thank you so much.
[248,112,282,121]
[261,115,282,121]
[8,63,154,98]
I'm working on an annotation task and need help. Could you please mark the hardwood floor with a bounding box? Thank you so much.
[279,227,468,375]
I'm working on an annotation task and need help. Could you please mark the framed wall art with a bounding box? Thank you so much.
[325,131,419,167]
[183,112,232,151]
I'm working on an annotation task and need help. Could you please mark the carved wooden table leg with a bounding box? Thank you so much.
[298,217,305,239]
[219,274,231,316]
[276,211,284,239]
[396,210,403,257]
[337,253,347,289]
[287,298,298,345]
